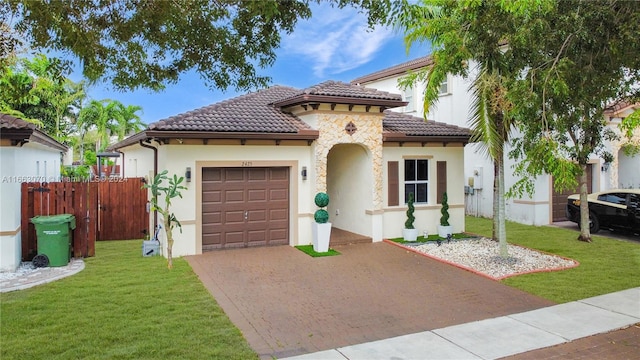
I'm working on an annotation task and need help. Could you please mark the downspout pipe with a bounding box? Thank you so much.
[139,139,158,229]
[116,150,125,177]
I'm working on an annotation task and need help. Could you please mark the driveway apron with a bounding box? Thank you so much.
[186,242,555,359]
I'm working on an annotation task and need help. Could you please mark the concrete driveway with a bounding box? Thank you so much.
[186,242,555,359]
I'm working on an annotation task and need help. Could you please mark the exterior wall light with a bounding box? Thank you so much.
[301,166,307,180]
[185,167,192,182]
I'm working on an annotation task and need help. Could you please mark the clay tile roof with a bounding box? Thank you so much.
[297,80,402,100]
[604,100,640,116]
[0,113,36,130]
[148,86,312,133]
[351,56,434,84]
[271,80,405,108]
[382,111,471,138]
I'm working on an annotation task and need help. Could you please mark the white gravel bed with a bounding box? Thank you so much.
[409,237,577,279]
[0,262,38,280]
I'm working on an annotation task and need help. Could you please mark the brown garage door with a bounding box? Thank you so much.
[202,167,289,250]
[551,164,593,221]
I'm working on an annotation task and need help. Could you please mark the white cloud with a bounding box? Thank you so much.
[281,4,395,78]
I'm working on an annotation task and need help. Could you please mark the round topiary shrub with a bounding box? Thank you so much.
[314,192,330,223]
[314,192,329,208]
[314,209,329,223]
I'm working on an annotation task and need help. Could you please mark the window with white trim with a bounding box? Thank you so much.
[404,159,429,203]
[403,85,414,112]
[438,75,449,95]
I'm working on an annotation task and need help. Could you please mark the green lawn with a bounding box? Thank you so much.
[0,240,258,360]
[2,218,639,358]
[466,216,640,303]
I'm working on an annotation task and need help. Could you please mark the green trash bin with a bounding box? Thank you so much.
[30,214,76,267]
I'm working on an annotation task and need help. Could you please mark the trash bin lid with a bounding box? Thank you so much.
[30,214,76,224]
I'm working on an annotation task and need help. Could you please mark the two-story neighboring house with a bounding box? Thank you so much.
[352,55,640,226]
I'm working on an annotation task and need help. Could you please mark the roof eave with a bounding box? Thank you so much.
[0,128,68,151]
[110,130,320,150]
[383,133,470,145]
[273,94,407,109]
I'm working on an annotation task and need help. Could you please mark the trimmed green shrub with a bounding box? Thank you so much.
[440,192,450,226]
[314,192,330,224]
[405,192,415,229]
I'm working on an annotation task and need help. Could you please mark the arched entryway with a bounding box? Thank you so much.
[326,143,373,243]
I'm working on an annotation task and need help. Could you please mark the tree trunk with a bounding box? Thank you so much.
[492,160,499,241]
[577,165,592,242]
[496,149,508,257]
[163,210,174,269]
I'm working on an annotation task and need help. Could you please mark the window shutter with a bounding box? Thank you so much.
[388,161,399,206]
[437,161,447,204]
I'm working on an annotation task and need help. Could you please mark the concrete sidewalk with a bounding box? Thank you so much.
[282,287,640,360]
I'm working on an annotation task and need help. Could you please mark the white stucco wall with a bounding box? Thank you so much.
[326,144,373,237]
[382,144,466,239]
[0,143,63,272]
[122,141,315,257]
[360,63,632,226]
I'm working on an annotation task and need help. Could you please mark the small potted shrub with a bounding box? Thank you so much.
[403,192,418,241]
[438,191,453,238]
[312,192,332,252]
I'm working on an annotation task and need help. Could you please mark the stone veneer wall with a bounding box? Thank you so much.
[314,112,384,210]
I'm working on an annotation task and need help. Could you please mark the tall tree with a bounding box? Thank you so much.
[392,0,543,256]
[508,0,640,242]
[0,54,83,140]
[114,103,144,141]
[77,99,121,152]
[2,0,391,91]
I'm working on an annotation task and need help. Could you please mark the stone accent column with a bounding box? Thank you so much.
[315,112,384,210]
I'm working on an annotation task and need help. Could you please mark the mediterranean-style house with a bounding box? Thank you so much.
[352,56,640,226]
[0,113,67,271]
[111,81,471,256]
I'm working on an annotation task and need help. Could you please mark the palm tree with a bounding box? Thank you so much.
[114,103,144,141]
[394,1,519,256]
[468,68,514,256]
[78,99,119,152]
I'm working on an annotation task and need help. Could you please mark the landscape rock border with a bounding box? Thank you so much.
[385,237,579,280]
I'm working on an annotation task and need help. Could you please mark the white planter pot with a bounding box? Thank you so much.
[312,222,332,252]
[403,228,419,242]
[438,225,453,239]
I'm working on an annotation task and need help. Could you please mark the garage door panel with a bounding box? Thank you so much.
[269,208,288,221]
[225,231,245,244]
[248,209,266,221]
[202,168,222,181]
[202,233,221,246]
[225,210,245,223]
[248,168,267,181]
[270,168,288,180]
[202,167,289,249]
[202,190,222,203]
[224,168,245,181]
[270,189,288,201]
[202,209,221,223]
[224,189,245,202]
[248,189,267,201]
[269,229,288,244]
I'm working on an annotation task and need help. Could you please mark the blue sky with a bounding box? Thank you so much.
[78,3,431,124]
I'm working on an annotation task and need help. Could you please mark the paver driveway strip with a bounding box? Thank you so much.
[186,242,555,359]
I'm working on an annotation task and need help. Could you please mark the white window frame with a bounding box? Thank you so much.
[403,85,415,112]
[438,74,450,95]
[404,159,429,204]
